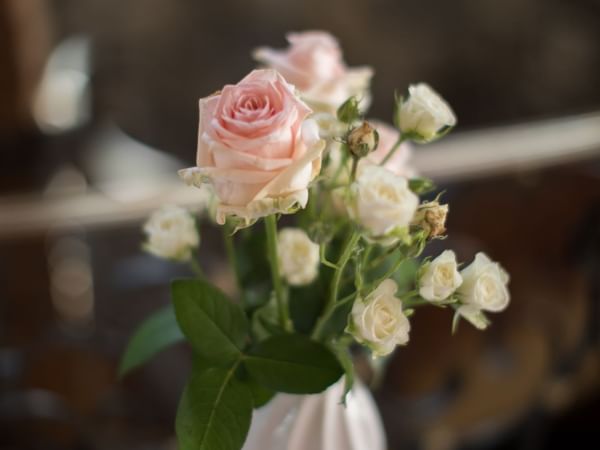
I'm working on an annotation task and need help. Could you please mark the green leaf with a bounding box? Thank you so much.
[289,283,327,334]
[176,365,252,450]
[251,293,285,341]
[236,227,270,289]
[119,305,184,377]
[408,177,436,195]
[247,379,275,409]
[172,279,248,366]
[235,364,276,409]
[244,334,343,394]
[337,96,361,124]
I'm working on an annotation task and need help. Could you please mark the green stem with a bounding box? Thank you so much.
[188,258,205,279]
[327,146,349,189]
[366,247,397,271]
[350,156,359,182]
[264,215,290,330]
[320,244,339,270]
[354,244,372,291]
[312,231,361,340]
[222,225,241,294]
[368,254,406,291]
[380,136,406,165]
[361,245,373,270]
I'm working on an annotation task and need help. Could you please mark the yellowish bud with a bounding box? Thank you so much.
[413,201,448,238]
[347,122,379,158]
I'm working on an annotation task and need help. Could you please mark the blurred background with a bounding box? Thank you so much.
[1,0,600,449]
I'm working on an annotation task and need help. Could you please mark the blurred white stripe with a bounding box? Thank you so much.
[1,112,600,239]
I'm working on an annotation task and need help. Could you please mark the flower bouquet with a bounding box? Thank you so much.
[120,31,510,450]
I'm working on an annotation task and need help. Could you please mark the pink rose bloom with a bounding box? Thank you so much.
[254,31,373,114]
[365,120,416,178]
[180,69,324,226]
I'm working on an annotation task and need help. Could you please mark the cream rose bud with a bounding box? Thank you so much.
[254,31,373,114]
[458,252,510,312]
[349,165,419,243]
[348,279,410,357]
[179,69,324,228]
[143,205,199,261]
[398,83,456,143]
[276,228,320,286]
[419,250,462,302]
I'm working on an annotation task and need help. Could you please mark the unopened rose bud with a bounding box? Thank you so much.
[396,83,456,143]
[412,201,448,238]
[347,122,379,158]
[337,96,361,124]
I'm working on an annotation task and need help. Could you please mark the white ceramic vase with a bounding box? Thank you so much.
[242,379,387,450]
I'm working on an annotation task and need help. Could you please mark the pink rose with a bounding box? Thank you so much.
[180,69,324,226]
[254,31,373,114]
[365,120,416,178]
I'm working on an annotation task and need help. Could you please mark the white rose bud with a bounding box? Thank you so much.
[397,83,456,143]
[458,252,510,312]
[419,250,463,302]
[412,200,449,238]
[277,228,320,286]
[349,165,419,245]
[348,279,410,357]
[143,205,199,261]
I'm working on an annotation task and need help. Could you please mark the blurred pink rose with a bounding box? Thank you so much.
[364,120,416,178]
[180,69,324,226]
[254,31,373,113]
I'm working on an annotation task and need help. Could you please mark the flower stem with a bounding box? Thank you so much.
[188,258,205,279]
[367,253,406,292]
[320,244,339,270]
[264,215,291,331]
[350,156,359,182]
[312,230,361,340]
[380,136,406,166]
[222,225,241,295]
